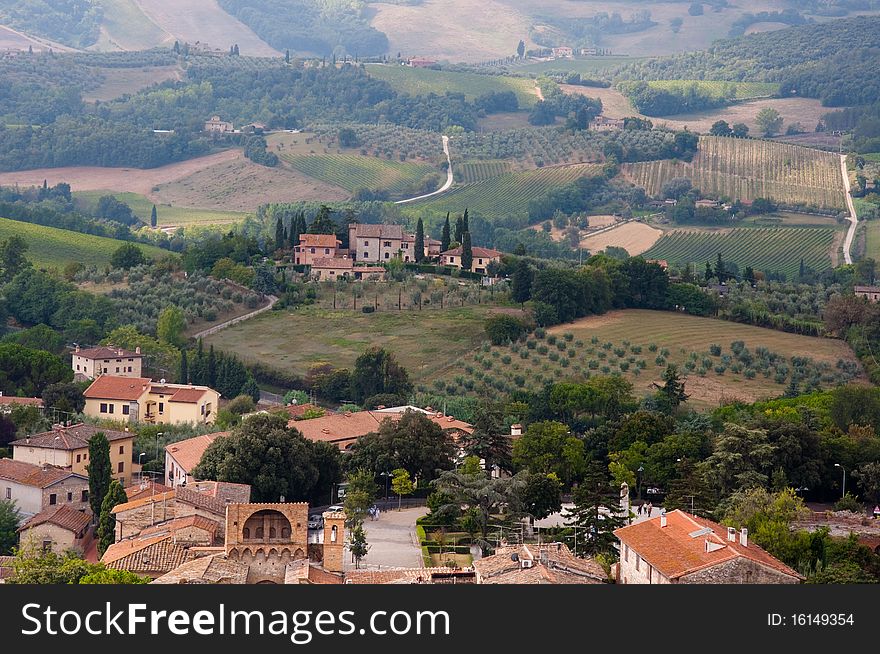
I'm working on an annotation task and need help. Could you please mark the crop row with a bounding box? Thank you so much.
[646,80,779,100]
[282,153,435,193]
[455,160,513,184]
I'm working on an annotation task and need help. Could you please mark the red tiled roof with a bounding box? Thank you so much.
[140,514,220,539]
[165,432,228,474]
[18,504,91,534]
[312,257,353,270]
[298,234,340,248]
[0,396,43,407]
[176,481,251,515]
[112,491,176,515]
[14,423,132,450]
[150,554,249,584]
[168,387,210,403]
[282,403,320,420]
[351,223,404,239]
[0,459,85,488]
[441,246,502,259]
[74,346,141,360]
[614,510,804,581]
[124,481,173,502]
[473,543,605,584]
[83,376,151,401]
[102,534,192,573]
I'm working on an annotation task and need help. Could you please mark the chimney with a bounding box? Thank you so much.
[75,345,80,353]
[740,528,748,547]
[727,527,737,542]
[510,423,522,437]
[659,510,667,527]
[135,346,141,355]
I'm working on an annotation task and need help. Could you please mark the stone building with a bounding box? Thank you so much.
[164,432,229,487]
[71,345,143,381]
[473,543,607,584]
[17,504,92,555]
[854,285,880,302]
[0,458,90,518]
[614,509,804,584]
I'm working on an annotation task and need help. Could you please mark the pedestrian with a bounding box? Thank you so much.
[646,502,652,517]
[874,505,880,520]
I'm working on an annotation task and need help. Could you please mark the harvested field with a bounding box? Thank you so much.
[83,65,182,102]
[580,222,663,256]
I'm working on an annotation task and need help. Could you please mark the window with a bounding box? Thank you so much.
[103,367,108,373]
[449,257,455,263]
[310,247,315,254]
[100,403,108,414]
[324,248,330,254]
[384,252,390,259]
[478,259,483,264]
[119,445,124,455]
[49,494,57,505]
[331,525,338,542]
[122,405,129,415]
[635,555,640,572]
[624,544,629,562]
[108,404,114,414]
[362,252,369,259]
[117,461,124,473]
[201,404,206,415]
[158,402,164,414]
[42,540,52,553]
[76,454,81,463]
[116,367,120,373]
[76,365,80,371]
[67,492,73,502]
[4,487,10,500]
[363,241,369,246]
[383,241,391,247]
[81,490,88,502]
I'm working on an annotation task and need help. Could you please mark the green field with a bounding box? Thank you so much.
[0,216,169,269]
[439,309,861,409]
[455,160,513,184]
[646,80,779,100]
[642,227,837,278]
[282,154,436,194]
[411,163,602,221]
[204,304,505,384]
[365,64,538,107]
[95,0,166,50]
[866,220,880,261]
[623,136,846,210]
[73,191,247,226]
[515,57,643,77]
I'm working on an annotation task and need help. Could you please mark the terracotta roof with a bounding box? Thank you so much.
[140,514,220,540]
[854,285,880,293]
[312,257,353,270]
[176,481,251,515]
[351,223,404,239]
[83,376,151,401]
[74,346,141,360]
[0,459,85,488]
[112,491,176,515]
[124,481,173,502]
[441,246,502,259]
[14,423,132,450]
[165,433,228,474]
[282,403,320,420]
[18,504,91,534]
[0,396,43,407]
[298,234,340,248]
[473,543,606,584]
[101,534,193,573]
[344,567,464,584]
[168,387,210,403]
[151,553,249,584]
[614,510,804,581]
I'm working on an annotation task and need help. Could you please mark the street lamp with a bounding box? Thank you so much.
[834,463,846,498]
[637,465,644,501]
[379,471,391,501]
[138,452,146,485]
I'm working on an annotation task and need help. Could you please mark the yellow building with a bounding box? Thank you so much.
[82,376,220,426]
[71,345,143,381]
[12,423,135,486]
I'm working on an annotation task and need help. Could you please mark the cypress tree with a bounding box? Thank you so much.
[441,213,451,252]
[86,433,111,522]
[285,49,290,63]
[179,349,188,384]
[275,217,285,251]
[462,208,469,235]
[150,205,158,228]
[207,345,217,388]
[511,258,533,307]
[461,232,473,272]
[97,481,128,555]
[414,218,425,263]
[454,215,464,244]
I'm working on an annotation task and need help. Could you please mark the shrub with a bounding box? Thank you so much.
[547,334,558,345]
[655,356,666,366]
[709,344,722,356]
[362,305,375,313]
[648,343,658,352]
[534,327,546,339]
[549,352,560,362]
[520,350,530,359]
[537,345,549,355]
[526,340,537,350]
[714,365,726,375]
[563,333,574,342]
[501,355,512,365]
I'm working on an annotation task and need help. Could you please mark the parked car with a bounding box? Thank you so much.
[327,505,344,512]
[307,515,324,530]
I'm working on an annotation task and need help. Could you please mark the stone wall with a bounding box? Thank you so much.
[680,557,800,584]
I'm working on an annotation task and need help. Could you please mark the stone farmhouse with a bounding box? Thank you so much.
[614,509,804,584]
[17,504,92,556]
[71,345,143,381]
[440,245,502,275]
[204,115,233,133]
[589,116,625,132]
[854,285,880,302]
[294,233,342,266]
[0,394,43,413]
[12,423,134,486]
[82,375,220,427]
[309,257,386,282]
[0,458,90,518]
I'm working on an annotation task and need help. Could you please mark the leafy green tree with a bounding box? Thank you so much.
[308,205,337,234]
[110,243,148,269]
[564,462,625,557]
[511,258,533,307]
[349,523,369,568]
[0,343,72,397]
[41,381,85,414]
[156,305,187,348]
[709,120,732,136]
[349,347,413,404]
[102,326,179,379]
[79,568,150,584]
[192,413,341,504]
[731,123,749,138]
[414,217,425,263]
[440,213,451,252]
[0,499,20,555]
[460,232,473,271]
[512,421,587,489]
[0,235,31,283]
[343,468,377,526]
[484,314,529,346]
[703,423,776,496]
[97,480,128,555]
[459,403,513,473]
[655,364,689,411]
[520,472,562,524]
[516,40,525,59]
[756,107,783,136]
[390,468,414,510]
[86,432,111,522]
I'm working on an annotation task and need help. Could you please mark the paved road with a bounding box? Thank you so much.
[344,506,427,571]
[394,135,453,204]
[841,153,858,265]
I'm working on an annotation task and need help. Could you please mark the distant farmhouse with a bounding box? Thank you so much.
[552,46,574,58]
[855,285,880,302]
[71,344,143,381]
[589,116,625,132]
[204,115,233,133]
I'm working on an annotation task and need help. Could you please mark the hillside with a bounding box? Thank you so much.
[0,216,168,269]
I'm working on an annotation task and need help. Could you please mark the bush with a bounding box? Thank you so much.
[485,314,530,345]
[537,345,549,355]
[362,305,375,313]
[834,493,862,513]
[534,328,546,339]
[547,334,558,345]
[709,344,722,356]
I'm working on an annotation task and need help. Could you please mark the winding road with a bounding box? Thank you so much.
[841,154,858,266]
[394,135,453,205]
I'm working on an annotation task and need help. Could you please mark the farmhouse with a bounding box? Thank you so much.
[0,458,90,518]
[349,223,404,263]
[589,116,625,132]
[408,58,437,68]
[17,504,92,555]
[71,344,143,381]
[310,257,387,281]
[854,285,880,302]
[294,233,342,266]
[552,46,574,58]
[204,115,233,133]
[614,510,803,584]
[440,246,502,275]
[82,375,220,427]
[580,47,598,56]
[12,423,133,486]
[164,432,229,488]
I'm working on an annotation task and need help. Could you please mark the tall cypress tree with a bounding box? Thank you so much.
[461,232,473,272]
[511,258,533,307]
[441,213,451,252]
[462,208,469,236]
[454,215,464,244]
[98,481,128,555]
[150,205,158,228]
[179,349,188,384]
[414,217,425,263]
[207,345,217,388]
[86,433,111,522]
[275,217,285,251]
